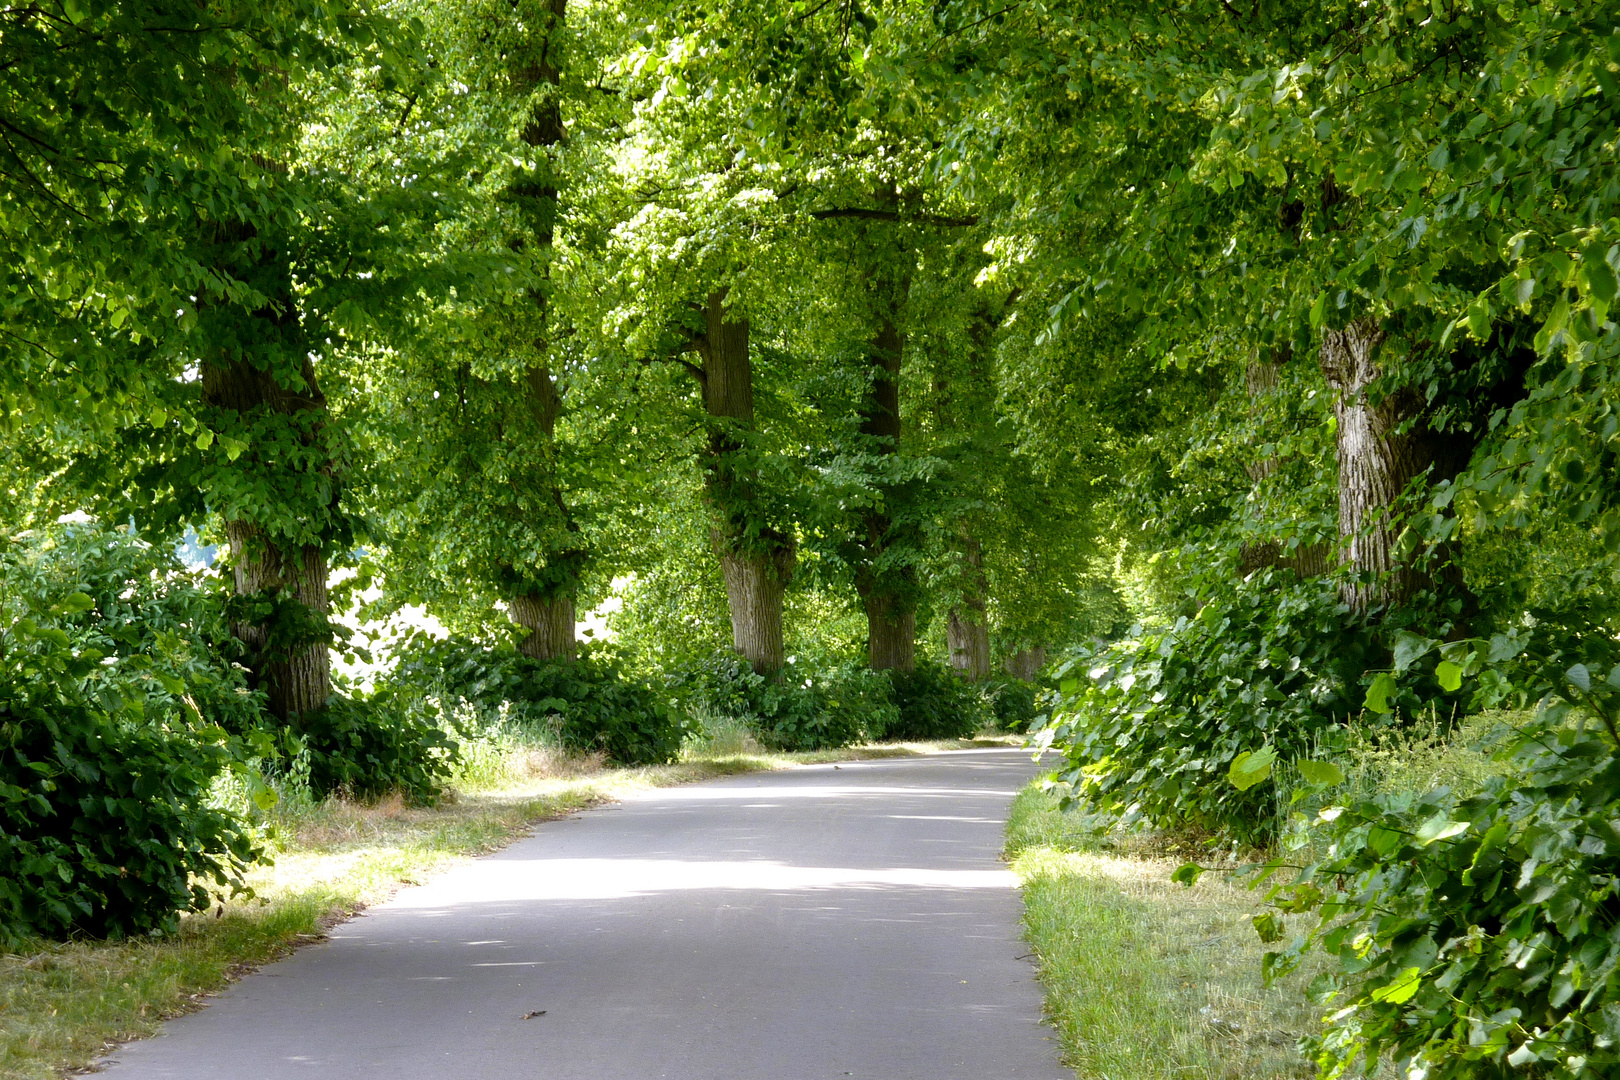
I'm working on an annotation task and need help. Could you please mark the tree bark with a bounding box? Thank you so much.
[946,535,991,681]
[509,592,576,662]
[202,350,334,722]
[693,289,796,674]
[865,592,916,672]
[1003,646,1047,682]
[1318,319,1436,612]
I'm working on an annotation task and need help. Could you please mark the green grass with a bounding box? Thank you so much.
[1006,784,1321,1080]
[0,734,1013,1080]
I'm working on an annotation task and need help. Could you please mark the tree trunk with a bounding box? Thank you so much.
[852,225,917,673]
[501,0,580,661]
[693,289,796,674]
[202,351,334,722]
[1318,319,1436,612]
[1003,646,1047,682]
[947,535,991,681]
[865,592,916,672]
[510,592,576,662]
[718,543,795,674]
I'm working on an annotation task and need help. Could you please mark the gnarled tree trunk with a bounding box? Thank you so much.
[865,592,916,673]
[1318,319,1437,612]
[693,289,796,674]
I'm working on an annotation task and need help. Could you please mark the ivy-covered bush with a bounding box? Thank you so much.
[395,637,691,766]
[1041,573,1377,844]
[293,692,458,804]
[887,660,989,741]
[0,525,262,943]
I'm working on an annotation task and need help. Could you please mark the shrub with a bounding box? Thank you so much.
[886,660,989,741]
[293,692,458,804]
[394,637,691,766]
[671,652,869,752]
[0,526,263,944]
[1040,573,1378,844]
[981,676,1042,733]
[1254,720,1620,1080]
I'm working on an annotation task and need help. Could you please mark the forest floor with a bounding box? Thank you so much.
[0,733,1015,1080]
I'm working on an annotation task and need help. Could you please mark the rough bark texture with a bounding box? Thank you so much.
[1318,319,1436,612]
[1003,646,1047,682]
[202,351,333,721]
[1238,355,1333,578]
[946,536,992,681]
[510,592,577,662]
[693,289,796,674]
[865,593,917,673]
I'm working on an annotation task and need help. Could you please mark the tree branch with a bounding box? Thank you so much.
[811,207,978,227]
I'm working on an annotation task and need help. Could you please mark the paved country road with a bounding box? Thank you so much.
[101,749,1068,1080]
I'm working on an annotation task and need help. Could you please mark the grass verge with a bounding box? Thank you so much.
[1,735,1011,1080]
[1006,783,1320,1080]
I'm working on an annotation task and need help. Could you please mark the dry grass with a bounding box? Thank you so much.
[0,734,1013,1080]
[1007,785,1323,1080]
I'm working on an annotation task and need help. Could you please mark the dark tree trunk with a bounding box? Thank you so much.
[852,239,917,673]
[693,289,796,674]
[1318,319,1439,612]
[947,535,991,681]
[1003,646,1047,682]
[865,592,916,672]
[202,351,334,722]
[501,0,580,661]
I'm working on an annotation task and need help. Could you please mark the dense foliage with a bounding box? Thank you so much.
[395,637,692,767]
[0,527,262,942]
[671,651,895,752]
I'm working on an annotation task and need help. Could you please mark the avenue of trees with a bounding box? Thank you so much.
[3,1,1619,1077]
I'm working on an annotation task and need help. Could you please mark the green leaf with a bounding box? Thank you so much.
[196,430,215,450]
[1414,813,1470,846]
[1171,863,1204,887]
[1365,672,1397,714]
[1229,744,1277,791]
[1309,291,1326,329]
[1568,664,1592,692]
[1393,631,1437,673]
[1369,967,1422,1004]
[1252,911,1287,943]
[53,592,95,614]
[1436,661,1463,692]
[1297,759,1346,786]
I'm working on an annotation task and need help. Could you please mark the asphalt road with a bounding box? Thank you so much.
[100,748,1067,1080]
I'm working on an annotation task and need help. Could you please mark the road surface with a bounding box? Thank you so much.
[100,748,1067,1080]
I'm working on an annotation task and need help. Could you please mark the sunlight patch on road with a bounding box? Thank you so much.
[390,858,1018,905]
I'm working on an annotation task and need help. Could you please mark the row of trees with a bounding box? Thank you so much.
[3,0,1131,722]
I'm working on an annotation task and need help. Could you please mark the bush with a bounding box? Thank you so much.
[1041,573,1378,844]
[981,676,1041,733]
[887,660,989,741]
[0,526,262,943]
[293,692,458,804]
[1256,720,1620,1080]
[395,637,691,766]
[671,652,871,752]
